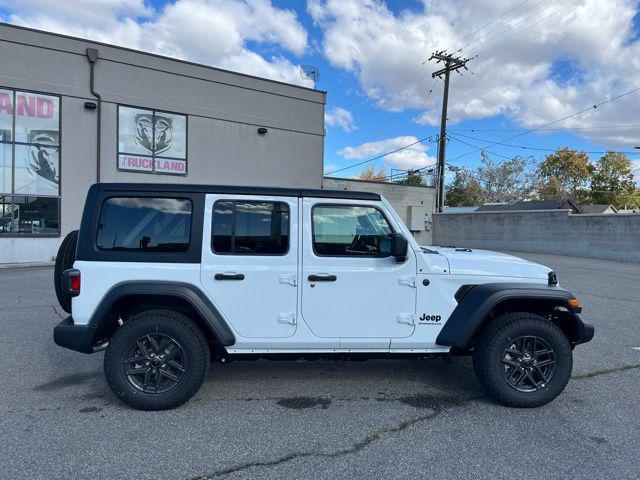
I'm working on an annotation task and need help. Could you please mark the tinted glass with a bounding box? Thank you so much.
[9,195,59,235]
[212,201,233,253]
[97,197,192,252]
[313,206,393,256]
[212,201,289,255]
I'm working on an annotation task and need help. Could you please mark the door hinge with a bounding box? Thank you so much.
[397,313,416,326]
[278,274,298,287]
[399,276,417,288]
[277,313,296,325]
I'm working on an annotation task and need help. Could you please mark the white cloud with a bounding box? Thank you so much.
[308,0,640,146]
[1,0,312,86]
[338,135,436,170]
[325,106,357,132]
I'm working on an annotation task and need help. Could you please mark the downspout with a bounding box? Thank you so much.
[86,48,101,182]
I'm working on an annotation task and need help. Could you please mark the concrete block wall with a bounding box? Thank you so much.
[322,177,436,244]
[433,210,640,263]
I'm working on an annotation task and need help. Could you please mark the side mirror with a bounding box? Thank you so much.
[381,233,408,261]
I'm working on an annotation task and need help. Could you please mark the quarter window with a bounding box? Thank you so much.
[212,201,289,255]
[312,205,393,257]
[97,197,192,252]
[117,105,187,176]
[0,88,61,236]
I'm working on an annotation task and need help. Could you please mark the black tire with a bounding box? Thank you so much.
[104,309,210,410]
[473,312,573,408]
[54,230,78,314]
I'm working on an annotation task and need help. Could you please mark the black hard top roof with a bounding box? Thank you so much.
[93,183,381,201]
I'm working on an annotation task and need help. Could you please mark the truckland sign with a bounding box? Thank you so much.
[118,106,187,176]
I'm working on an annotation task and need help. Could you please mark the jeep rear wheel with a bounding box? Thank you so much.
[104,309,210,410]
[473,312,572,408]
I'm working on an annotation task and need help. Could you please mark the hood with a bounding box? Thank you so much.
[423,246,552,280]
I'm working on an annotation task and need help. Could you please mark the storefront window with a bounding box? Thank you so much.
[118,105,187,176]
[0,88,61,236]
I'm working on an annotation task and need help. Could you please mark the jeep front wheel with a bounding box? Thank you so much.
[473,312,573,408]
[104,310,210,410]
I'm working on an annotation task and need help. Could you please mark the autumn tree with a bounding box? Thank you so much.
[590,151,639,208]
[445,172,484,206]
[476,152,534,203]
[538,147,593,202]
[355,165,387,181]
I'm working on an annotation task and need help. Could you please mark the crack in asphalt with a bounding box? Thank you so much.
[191,394,478,479]
[51,305,65,320]
[572,363,640,379]
[190,364,640,479]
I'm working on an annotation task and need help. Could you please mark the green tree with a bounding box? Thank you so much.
[477,152,534,202]
[590,151,639,208]
[445,172,484,206]
[395,169,427,186]
[538,147,593,201]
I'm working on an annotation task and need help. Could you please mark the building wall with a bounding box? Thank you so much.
[433,210,640,263]
[322,177,436,244]
[0,23,325,263]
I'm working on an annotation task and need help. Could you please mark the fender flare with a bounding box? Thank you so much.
[436,283,581,348]
[89,281,236,346]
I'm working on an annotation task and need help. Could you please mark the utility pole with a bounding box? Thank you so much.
[430,51,470,212]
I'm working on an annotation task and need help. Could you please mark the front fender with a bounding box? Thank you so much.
[436,283,584,348]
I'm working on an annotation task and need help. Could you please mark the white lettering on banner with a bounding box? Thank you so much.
[154,158,186,174]
[118,154,153,172]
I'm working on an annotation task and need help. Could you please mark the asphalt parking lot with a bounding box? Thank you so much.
[1,252,639,480]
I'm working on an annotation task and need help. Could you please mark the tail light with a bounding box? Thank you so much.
[63,269,81,296]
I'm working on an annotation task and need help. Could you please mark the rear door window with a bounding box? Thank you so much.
[212,201,289,255]
[96,197,192,252]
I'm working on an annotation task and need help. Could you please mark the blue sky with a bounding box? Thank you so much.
[3,0,640,183]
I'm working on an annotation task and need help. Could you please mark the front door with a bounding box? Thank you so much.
[200,194,298,338]
[301,199,416,345]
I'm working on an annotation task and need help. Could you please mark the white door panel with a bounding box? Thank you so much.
[301,198,416,340]
[200,194,298,338]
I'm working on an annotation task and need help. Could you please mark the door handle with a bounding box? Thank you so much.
[308,274,337,282]
[214,273,245,281]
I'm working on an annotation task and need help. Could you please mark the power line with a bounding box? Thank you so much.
[470,0,583,58]
[447,84,640,163]
[451,131,640,156]
[324,136,436,176]
[457,0,565,54]
[377,78,440,175]
[450,125,640,132]
[443,0,534,53]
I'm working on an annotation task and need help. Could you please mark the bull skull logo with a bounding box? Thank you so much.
[28,131,59,185]
[135,113,173,155]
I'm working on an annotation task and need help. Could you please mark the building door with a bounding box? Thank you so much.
[301,199,416,346]
[200,194,298,338]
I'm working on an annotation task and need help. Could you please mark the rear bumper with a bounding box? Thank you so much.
[53,316,102,354]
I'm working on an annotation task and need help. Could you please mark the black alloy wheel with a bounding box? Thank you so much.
[123,333,187,394]
[473,312,573,408]
[501,335,556,392]
[104,309,210,410]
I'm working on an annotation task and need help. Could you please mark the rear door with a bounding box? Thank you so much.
[200,194,298,338]
[301,199,416,347]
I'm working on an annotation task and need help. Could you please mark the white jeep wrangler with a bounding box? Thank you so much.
[53,183,593,410]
